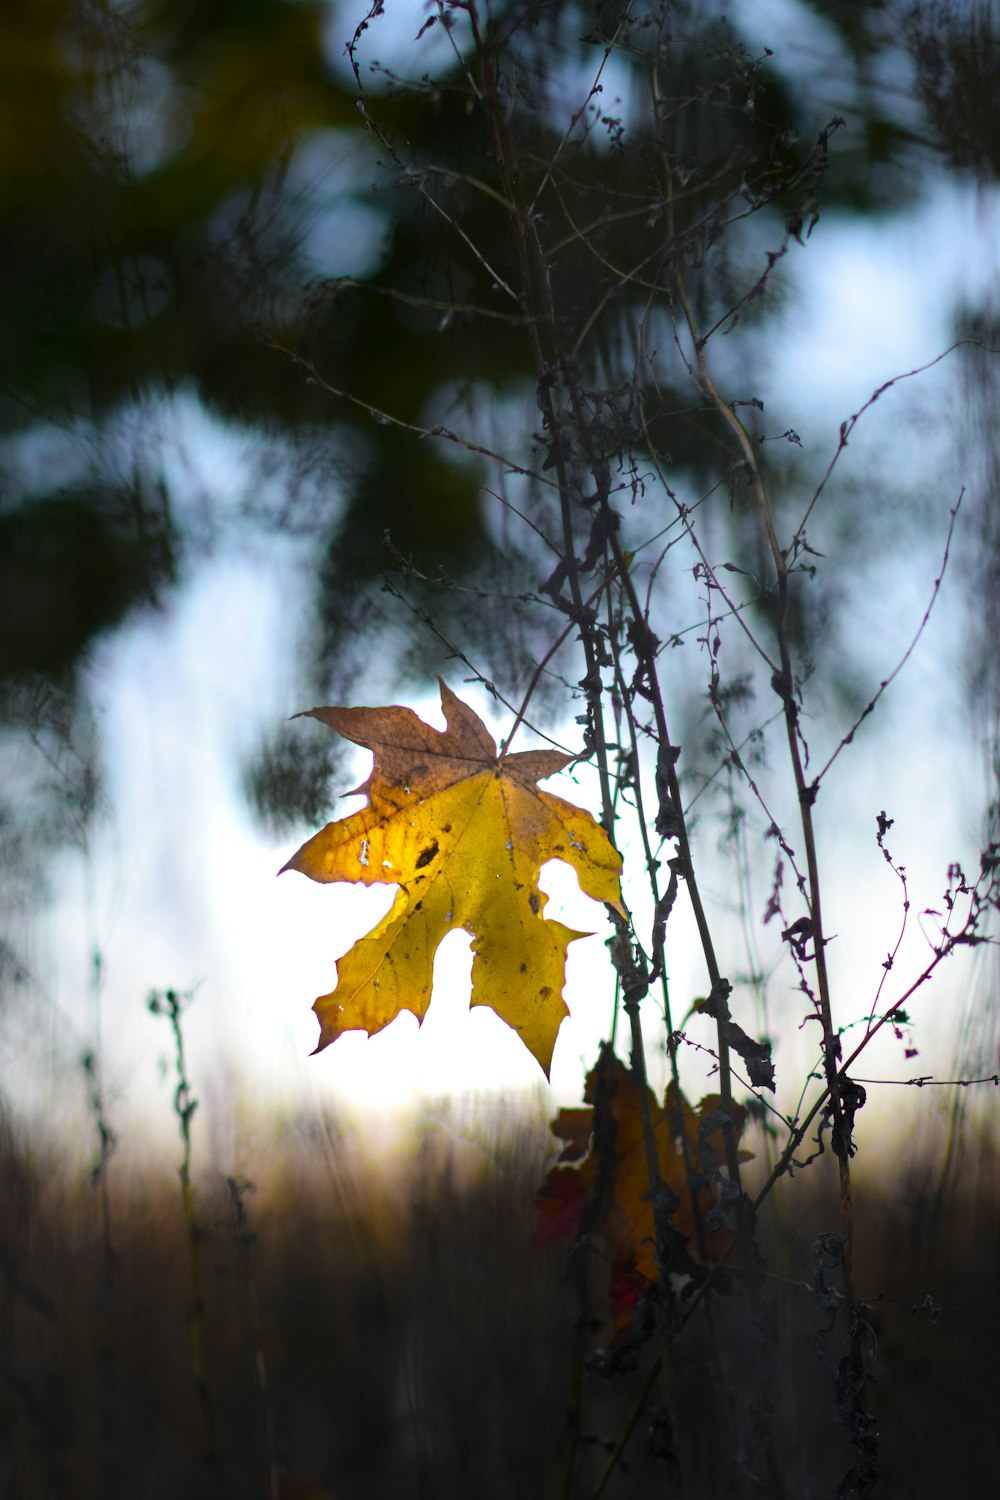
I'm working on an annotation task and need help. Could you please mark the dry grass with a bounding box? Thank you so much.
[0,1093,997,1499]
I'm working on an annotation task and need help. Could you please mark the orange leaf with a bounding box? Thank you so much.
[534,1048,752,1329]
[282,681,625,1076]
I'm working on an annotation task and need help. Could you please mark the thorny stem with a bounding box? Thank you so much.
[675,252,923,1470]
[674,255,871,1400]
[604,607,716,1264]
[627,68,759,1214]
[429,14,749,1446]
[601,520,747,1162]
[468,0,693,1457]
[467,0,619,899]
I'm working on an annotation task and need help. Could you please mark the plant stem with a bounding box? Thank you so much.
[149,987,217,1485]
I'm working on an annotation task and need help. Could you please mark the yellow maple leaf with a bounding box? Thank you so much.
[281,680,625,1076]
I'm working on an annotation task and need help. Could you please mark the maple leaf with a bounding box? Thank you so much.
[534,1048,752,1330]
[281,681,625,1076]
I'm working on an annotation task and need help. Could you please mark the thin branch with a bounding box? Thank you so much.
[791,341,996,551]
[527,0,637,217]
[813,493,963,788]
[852,1073,1000,1087]
[311,274,537,325]
[347,5,519,300]
[269,341,555,485]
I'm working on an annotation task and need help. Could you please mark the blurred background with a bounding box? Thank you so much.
[1,1,998,1495]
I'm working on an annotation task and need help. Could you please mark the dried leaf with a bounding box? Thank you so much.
[700,979,775,1091]
[282,680,624,1076]
[534,1049,752,1329]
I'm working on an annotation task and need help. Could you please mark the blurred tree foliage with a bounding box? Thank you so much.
[0,0,997,834]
